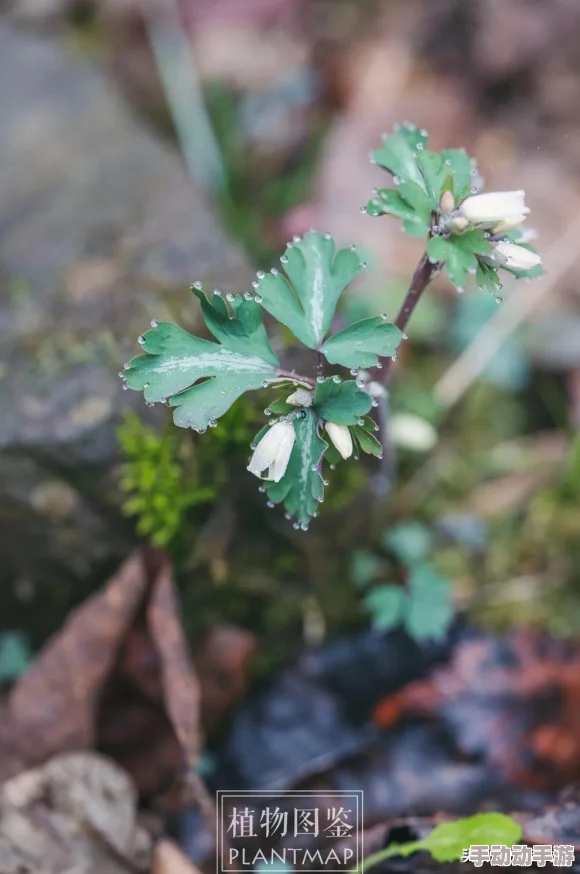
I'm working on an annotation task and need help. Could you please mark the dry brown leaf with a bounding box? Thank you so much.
[2,549,201,796]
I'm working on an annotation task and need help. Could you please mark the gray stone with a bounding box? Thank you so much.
[0,17,250,634]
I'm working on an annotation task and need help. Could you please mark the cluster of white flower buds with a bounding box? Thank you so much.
[247,387,356,483]
[450,190,542,271]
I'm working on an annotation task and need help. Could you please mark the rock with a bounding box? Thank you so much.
[0,18,250,641]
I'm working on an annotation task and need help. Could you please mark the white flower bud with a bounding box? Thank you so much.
[449,215,470,233]
[390,413,437,452]
[325,422,353,460]
[366,381,387,399]
[460,190,529,225]
[439,190,455,213]
[247,420,296,482]
[494,240,542,271]
[491,214,527,235]
[286,388,314,407]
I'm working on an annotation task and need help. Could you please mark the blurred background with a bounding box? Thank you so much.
[2,0,580,871]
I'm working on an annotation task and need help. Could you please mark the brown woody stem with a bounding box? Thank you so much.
[375,252,438,384]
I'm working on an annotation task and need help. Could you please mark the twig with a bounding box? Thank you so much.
[275,370,316,388]
[375,252,437,384]
[434,215,580,408]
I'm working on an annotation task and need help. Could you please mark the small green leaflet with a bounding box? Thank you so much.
[0,631,31,681]
[440,148,474,201]
[371,123,429,189]
[368,125,477,236]
[405,564,454,640]
[264,410,327,525]
[365,813,522,868]
[256,232,363,350]
[427,231,492,290]
[367,189,430,237]
[313,379,372,425]
[352,426,383,457]
[320,318,402,369]
[365,564,453,641]
[125,289,280,431]
[364,586,406,631]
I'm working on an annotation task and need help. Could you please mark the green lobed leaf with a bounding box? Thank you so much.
[125,292,280,431]
[427,236,476,290]
[352,426,383,457]
[366,189,430,237]
[264,410,327,525]
[371,124,429,189]
[320,318,403,369]
[364,585,406,631]
[314,379,372,425]
[405,564,454,640]
[255,231,363,349]
[439,148,474,201]
[476,259,501,293]
[269,398,295,416]
[416,151,445,209]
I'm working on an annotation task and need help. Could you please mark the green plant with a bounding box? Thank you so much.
[118,411,216,548]
[357,812,522,869]
[121,124,542,532]
[353,521,454,640]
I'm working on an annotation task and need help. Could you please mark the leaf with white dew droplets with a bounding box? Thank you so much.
[264,410,327,526]
[124,288,279,432]
[255,231,364,350]
[320,318,402,369]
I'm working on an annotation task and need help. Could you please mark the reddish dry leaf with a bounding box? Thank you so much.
[373,629,580,790]
[2,549,200,796]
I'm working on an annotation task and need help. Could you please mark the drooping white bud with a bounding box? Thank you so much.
[491,214,527,235]
[439,190,455,213]
[494,240,542,271]
[460,190,529,225]
[366,381,387,399]
[286,388,314,407]
[390,413,437,452]
[325,422,353,460]
[247,420,296,482]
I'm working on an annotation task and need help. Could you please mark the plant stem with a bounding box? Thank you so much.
[376,252,437,384]
[275,370,315,388]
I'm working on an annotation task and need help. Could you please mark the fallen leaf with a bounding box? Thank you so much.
[3,549,200,796]
[373,629,580,790]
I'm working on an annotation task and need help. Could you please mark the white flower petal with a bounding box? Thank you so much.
[460,190,529,224]
[491,214,527,235]
[495,240,542,271]
[286,388,314,407]
[247,420,296,481]
[325,422,353,460]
